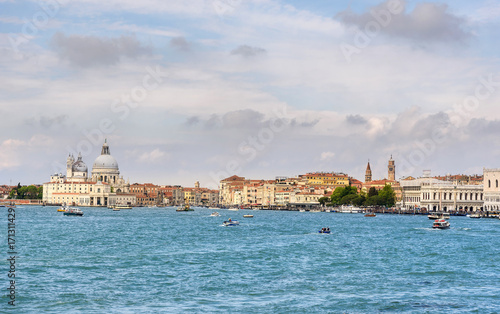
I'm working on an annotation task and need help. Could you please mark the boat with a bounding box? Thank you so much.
[468,214,481,218]
[57,204,69,212]
[318,228,331,234]
[63,208,84,216]
[176,204,194,212]
[432,219,450,229]
[428,213,450,220]
[243,214,253,218]
[228,207,239,211]
[364,213,376,217]
[223,219,239,226]
[113,207,120,211]
[210,212,220,217]
[114,205,132,209]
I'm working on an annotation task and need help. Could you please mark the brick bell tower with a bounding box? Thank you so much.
[388,155,395,181]
[365,161,372,183]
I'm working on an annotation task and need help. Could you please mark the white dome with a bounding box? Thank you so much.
[93,154,119,170]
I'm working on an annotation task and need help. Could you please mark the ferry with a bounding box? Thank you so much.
[432,219,450,229]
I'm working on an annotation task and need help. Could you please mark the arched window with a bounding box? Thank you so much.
[496,180,498,188]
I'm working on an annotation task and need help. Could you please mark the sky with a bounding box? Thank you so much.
[1,0,500,189]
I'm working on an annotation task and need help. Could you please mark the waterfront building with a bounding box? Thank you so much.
[302,172,349,189]
[483,168,500,213]
[219,175,246,206]
[43,140,136,207]
[400,175,483,212]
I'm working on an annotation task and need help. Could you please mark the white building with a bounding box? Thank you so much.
[401,176,483,212]
[43,140,136,207]
[483,168,500,213]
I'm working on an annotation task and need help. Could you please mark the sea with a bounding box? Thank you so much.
[2,206,500,313]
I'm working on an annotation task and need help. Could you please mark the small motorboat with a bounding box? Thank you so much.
[468,214,481,218]
[63,208,84,216]
[176,205,194,212]
[318,228,331,234]
[210,212,220,217]
[223,219,239,226]
[57,205,69,212]
[432,219,450,229]
[364,213,376,217]
[115,205,132,209]
[243,214,253,218]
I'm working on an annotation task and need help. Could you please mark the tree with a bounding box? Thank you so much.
[368,187,378,197]
[330,186,358,205]
[378,184,396,207]
[318,196,330,206]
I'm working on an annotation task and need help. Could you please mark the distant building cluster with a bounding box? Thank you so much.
[218,156,500,214]
[25,145,500,215]
[41,140,219,207]
[218,157,398,209]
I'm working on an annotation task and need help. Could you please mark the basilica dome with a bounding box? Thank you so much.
[93,154,119,170]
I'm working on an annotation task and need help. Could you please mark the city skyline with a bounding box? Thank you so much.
[1,0,500,187]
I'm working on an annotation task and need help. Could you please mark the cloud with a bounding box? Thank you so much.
[26,115,69,129]
[231,45,267,57]
[336,1,472,44]
[170,36,190,51]
[138,149,168,163]
[346,114,367,125]
[320,151,336,161]
[201,109,266,129]
[51,32,152,67]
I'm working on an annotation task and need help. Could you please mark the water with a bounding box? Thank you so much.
[2,206,500,313]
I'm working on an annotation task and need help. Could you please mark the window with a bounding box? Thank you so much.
[497,180,499,188]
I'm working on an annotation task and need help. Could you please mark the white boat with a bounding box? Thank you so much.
[64,208,84,216]
[339,205,363,213]
[223,219,239,226]
[243,214,253,218]
[210,212,220,217]
[432,219,450,229]
[228,207,239,211]
[115,205,132,209]
[468,214,481,218]
[428,213,449,220]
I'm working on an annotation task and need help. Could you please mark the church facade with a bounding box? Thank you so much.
[43,140,136,207]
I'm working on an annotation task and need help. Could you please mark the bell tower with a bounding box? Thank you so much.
[388,155,395,181]
[365,161,372,183]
